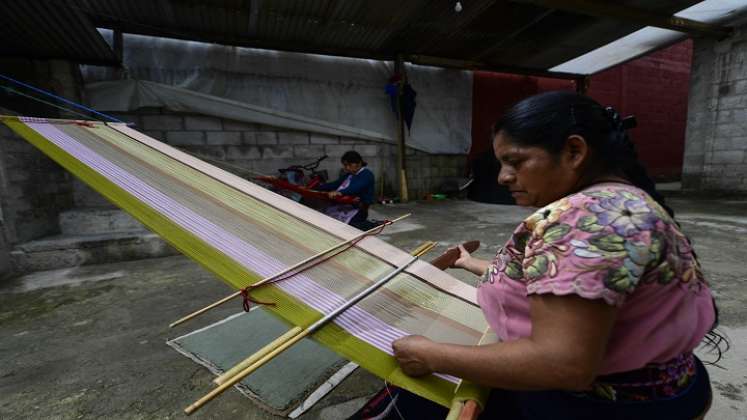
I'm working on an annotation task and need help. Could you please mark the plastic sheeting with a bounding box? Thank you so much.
[82,31,473,154]
[86,79,391,142]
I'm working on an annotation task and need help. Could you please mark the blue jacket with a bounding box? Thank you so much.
[317,167,375,205]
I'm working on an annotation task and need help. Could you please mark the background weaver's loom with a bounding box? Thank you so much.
[1,115,491,416]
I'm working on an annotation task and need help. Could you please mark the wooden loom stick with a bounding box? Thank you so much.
[446,325,494,420]
[446,400,481,420]
[185,246,434,415]
[212,241,436,386]
[169,213,411,328]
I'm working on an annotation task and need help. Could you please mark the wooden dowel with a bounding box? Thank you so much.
[410,241,435,257]
[446,400,463,420]
[169,292,243,329]
[458,400,481,420]
[445,399,481,420]
[213,326,303,385]
[446,324,492,420]
[169,213,411,328]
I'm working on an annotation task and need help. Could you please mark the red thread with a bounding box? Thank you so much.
[240,288,277,312]
[239,220,392,312]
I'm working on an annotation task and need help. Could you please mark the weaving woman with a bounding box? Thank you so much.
[315,150,377,230]
[385,92,720,419]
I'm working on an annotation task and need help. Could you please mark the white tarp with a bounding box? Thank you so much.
[86,79,392,142]
[82,31,473,154]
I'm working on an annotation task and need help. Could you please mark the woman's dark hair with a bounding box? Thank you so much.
[341,150,367,166]
[493,90,674,218]
[494,91,728,363]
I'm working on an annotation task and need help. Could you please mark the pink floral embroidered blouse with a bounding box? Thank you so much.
[477,183,715,374]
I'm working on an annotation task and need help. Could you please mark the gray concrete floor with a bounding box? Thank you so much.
[1,197,746,419]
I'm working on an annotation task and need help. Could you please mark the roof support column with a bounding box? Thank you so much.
[395,55,409,203]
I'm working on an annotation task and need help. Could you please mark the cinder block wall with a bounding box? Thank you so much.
[0,124,73,245]
[0,59,82,279]
[87,108,467,203]
[683,24,747,192]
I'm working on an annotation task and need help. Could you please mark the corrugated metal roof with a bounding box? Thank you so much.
[1,0,740,76]
[0,0,117,65]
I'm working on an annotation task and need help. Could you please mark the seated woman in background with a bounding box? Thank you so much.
[315,150,376,231]
[385,91,721,420]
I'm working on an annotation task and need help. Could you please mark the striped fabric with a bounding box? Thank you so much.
[2,116,490,408]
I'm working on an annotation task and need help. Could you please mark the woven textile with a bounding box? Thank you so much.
[2,116,490,408]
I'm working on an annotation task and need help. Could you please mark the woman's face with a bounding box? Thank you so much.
[493,132,585,207]
[342,161,362,174]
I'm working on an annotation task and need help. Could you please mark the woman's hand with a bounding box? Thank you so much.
[451,244,472,269]
[327,191,341,198]
[392,335,437,377]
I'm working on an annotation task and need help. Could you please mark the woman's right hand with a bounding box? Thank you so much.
[451,244,472,269]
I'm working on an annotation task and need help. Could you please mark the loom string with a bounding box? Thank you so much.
[239,220,393,311]
[1,86,98,121]
[384,380,406,420]
[0,73,123,123]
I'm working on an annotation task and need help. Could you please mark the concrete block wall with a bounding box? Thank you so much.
[0,58,82,278]
[683,25,747,192]
[90,108,467,203]
[0,124,73,247]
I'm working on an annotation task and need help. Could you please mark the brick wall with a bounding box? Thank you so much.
[588,40,693,181]
[471,41,693,181]
[75,108,466,206]
[683,26,747,192]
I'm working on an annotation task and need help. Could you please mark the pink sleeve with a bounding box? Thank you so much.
[522,194,662,307]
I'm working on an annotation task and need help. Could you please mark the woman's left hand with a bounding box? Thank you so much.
[392,335,437,377]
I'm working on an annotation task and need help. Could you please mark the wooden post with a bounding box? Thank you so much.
[395,55,409,202]
[113,28,125,80]
[575,76,590,95]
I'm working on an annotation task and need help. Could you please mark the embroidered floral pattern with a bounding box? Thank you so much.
[484,185,706,299]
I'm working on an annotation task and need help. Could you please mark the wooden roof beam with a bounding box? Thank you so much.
[511,0,732,38]
[406,54,581,79]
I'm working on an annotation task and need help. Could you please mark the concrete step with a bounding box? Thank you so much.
[11,231,179,273]
[59,208,147,235]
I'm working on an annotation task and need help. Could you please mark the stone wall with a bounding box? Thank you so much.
[683,24,747,192]
[0,59,82,279]
[76,108,468,205]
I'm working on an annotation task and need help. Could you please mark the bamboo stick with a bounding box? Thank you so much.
[169,213,411,328]
[445,399,481,420]
[446,400,463,420]
[213,241,436,386]
[213,326,303,385]
[185,249,427,415]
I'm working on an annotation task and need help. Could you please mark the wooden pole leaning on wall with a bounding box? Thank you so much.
[213,240,437,386]
[168,213,412,329]
[184,246,434,415]
[395,54,409,203]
